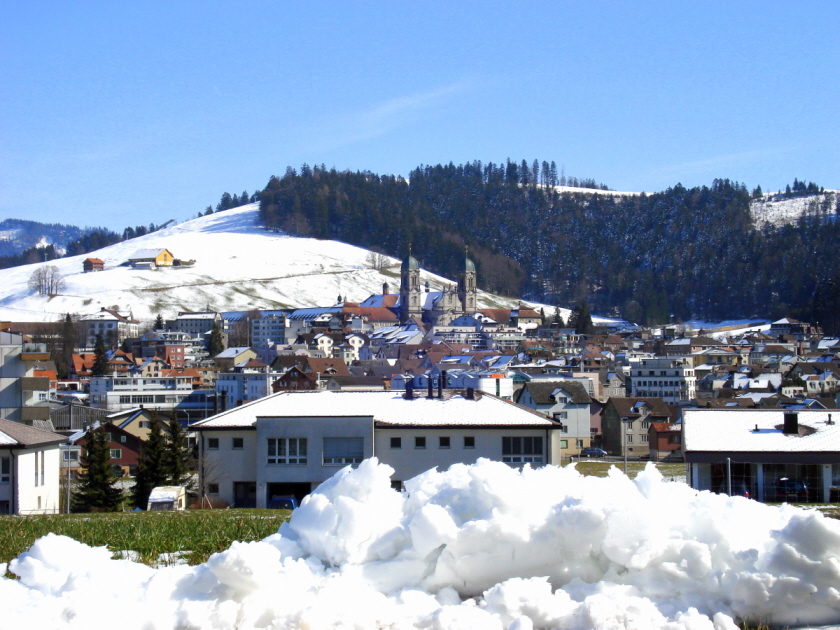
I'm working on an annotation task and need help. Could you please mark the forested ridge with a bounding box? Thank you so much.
[257,161,840,331]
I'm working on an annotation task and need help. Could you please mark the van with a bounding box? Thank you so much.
[147,486,187,511]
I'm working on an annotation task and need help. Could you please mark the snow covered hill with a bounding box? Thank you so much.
[750,191,838,227]
[0,204,550,324]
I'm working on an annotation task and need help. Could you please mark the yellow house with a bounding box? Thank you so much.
[128,248,175,268]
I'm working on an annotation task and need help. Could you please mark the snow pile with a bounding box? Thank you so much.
[4,459,840,629]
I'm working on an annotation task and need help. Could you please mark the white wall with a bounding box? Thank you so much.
[15,445,61,514]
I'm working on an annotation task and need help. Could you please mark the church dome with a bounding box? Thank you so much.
[401,254,419,271]
[465,256,476,272]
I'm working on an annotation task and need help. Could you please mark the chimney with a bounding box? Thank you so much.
[427,377,434,399]
[466,387,475,400]
[404,383,414,400]
[442,370,448,390]
[437,374,443,398]
[783,411,799,435]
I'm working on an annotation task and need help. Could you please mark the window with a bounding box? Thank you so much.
[267,438,307,465]
[390,437,402,449]
[208,438,219,449]
[670,434,681,444]
[140,421,150,428]
[502,436,544,464]
[464,436,475,449]
[414,436,426,449]
[1,456,9,483]
[208,483,219,494]
[34,451,39,486]
[110,449,122,459]
[104,433,112,442]
[62,450,79,462]
[323,437,364,465]
[560,439,568,448]
[559,423,568,434]
[439,436,450,449]
[626,434,633,443]
[553,412,568,420]
[41,450,45,486]
[232,437,244,450]
[120,435,127,443]
[576,439,584,448]
[641,435,649,443]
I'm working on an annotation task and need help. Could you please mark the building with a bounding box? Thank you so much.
[82,258,104,272]
[192,389,562,508]
[80,308,139,347]
[215,360,284,410]
[630,357,696,403]
[0,332,51,424]
[602,397,674,458]
[514,381,593,458]
[128,248,175,268]
[88,374,210,413]
[684,409,840,502]
[399,251,477,325]
[0,417,66,514]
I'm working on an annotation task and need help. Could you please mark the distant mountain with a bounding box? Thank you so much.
[0,219,95,258]
[0,204,548,324]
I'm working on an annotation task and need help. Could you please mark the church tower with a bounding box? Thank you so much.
[460,248,478,315]
[399,250,422,323]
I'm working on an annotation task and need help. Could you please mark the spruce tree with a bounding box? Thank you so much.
[166,417,193,487]
[154,313,164,330]
[208,321,225,357]
[91,333,109,376]
[131,412,169,509]
[72,430,123,512]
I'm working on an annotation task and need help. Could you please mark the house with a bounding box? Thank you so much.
[0,417,66,514]
[683,409,840,502]
[191,389,563,508]
[514,381,593,457]
[80,308,139,347]
[82,258,104,272]
[127,248,175,268]
[648,422,683,461]
[629,357,697,403]
[68,421,144,477]
[213,347,257,372]
[601,397,674,458]
[271,366,318,392]
[215,359,284,409]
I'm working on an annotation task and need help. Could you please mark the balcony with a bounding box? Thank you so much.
[20,376,50,391]
[21,343,50,361]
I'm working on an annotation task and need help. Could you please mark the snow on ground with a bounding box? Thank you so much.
[750,192,838,228]
[4,459,840,629]
[0,205,534,323]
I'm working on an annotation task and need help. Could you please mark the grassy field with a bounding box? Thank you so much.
[0,509,291,577]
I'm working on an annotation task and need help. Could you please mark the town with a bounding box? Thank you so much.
[1,245,837,515]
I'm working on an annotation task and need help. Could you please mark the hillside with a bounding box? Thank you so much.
[0,204,555,324]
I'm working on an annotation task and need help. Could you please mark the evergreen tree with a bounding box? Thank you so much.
[91,333,108,376]
[57,313,77,379]
[166,417,193,487]
[131,412,169,509]
[571,302,595,335]
[552,307,566,327]
[208,321,225,356]
[154,314,164,330]
[72,430,123,512]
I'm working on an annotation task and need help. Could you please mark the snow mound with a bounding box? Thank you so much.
[4,459,840,629]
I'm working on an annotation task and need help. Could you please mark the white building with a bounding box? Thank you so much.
[192,389,562,508]
[0,417,65,514]
[0,332,51,424]
[630,357,696,403]
[80,308,139,347]
[215,360,284,410]
[515,381,593,457]
[88,374,209,412]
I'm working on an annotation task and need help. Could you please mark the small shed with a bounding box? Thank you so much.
[128,249,175,268]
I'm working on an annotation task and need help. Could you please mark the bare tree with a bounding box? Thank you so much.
[365,249,390,270]
[28,265,66,296]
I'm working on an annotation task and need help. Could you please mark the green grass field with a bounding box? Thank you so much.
[0,509,291,577]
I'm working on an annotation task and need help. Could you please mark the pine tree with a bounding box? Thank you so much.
[131,412,169,509]
[91,333,108,376]
[72,430,123,512]
[154,314,164,330]
[208,321,225,356]
[571,302,595,335]
[166,417,193,487]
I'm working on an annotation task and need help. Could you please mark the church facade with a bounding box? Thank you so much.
[399,252,477,326]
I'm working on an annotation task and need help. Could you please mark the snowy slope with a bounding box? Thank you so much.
[750,191,838,227]
[0,204,549,324]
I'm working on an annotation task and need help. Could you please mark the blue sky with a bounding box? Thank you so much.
[1,1,837,231]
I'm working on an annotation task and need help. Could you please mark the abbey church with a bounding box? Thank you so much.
[398,251,477,326]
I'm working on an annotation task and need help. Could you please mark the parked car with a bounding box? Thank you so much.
[267,495,299,510]
[147,486,187,511]
[772,478,810,502]
[580,447,608,458]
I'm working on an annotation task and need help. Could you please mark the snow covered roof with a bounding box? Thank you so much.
[683,409,840,453]
[193,389,555,429]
